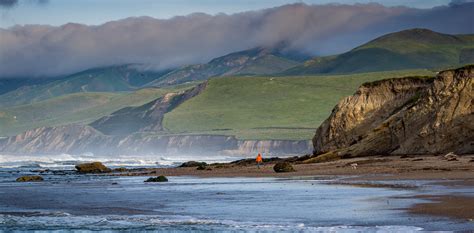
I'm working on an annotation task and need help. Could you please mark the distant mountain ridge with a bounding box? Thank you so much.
[147,46,305,86]
[284,29,474,75]
[0,45,305,106]
[0,65,170,107]
[1,28,472,108]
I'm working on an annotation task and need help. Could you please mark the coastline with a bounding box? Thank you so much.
[2,154,473,231]
[113,155,474,180]
[110,154,474,222]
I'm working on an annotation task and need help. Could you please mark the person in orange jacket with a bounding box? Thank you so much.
[256,153,263,169]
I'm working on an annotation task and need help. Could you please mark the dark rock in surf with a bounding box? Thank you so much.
[144,175,168,182]
[16,175,44,182]
[179,161,207,167]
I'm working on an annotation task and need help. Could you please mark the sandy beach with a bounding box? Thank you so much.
[115,154,474,180]
[112,154,474,222]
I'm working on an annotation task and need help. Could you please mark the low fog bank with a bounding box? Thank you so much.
[1,2,473,77]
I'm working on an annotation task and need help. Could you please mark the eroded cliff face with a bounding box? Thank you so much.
[0,125,118,154]
[313,65,473,157]
[0,128,311,156]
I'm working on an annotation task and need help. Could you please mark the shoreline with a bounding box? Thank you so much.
[6,154,473,224]
[110,154,474,222]
[113,154,474,180]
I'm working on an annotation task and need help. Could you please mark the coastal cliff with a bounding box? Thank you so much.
[0,128,311,156]
[313,65,473,157]
[0,125,117,155]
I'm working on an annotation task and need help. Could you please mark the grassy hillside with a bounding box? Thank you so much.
[0,78,59,95]
[0,65,170,108]
[0,47,302,107]
[147,47,302,86]
[1,69,436,139]
[285,29,474,75]
[0,84,194,136]
[163,69,435,140]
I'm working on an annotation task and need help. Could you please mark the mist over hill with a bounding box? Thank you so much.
[1,2,473,78]
[284,29,474,75]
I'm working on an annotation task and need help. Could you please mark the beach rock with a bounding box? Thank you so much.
[196,164,212,170]
[273,162,296,173]
[444,152,458,161]
[31,169,50,173]
[231,157,282,166]
[180,161,207,167]
[113,167,129,172]
[16,175,44,182]
[144,176,168,182]
[313,65,474,157]
[75,162,111,173]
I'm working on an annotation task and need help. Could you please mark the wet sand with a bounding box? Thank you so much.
[113,154,474,222]
[117,155,474,180]
[408,195,474,220]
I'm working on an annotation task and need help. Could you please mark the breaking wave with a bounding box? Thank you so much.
[0,213,424,232]
[0,153,243,169]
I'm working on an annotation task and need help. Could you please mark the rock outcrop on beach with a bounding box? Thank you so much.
[273,162,296,173]
[16,175,44,182]
[179,161,208,167]
[75,162,111,173]
[313,65,473,157]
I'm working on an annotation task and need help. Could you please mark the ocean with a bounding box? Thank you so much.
[0,154,473,232]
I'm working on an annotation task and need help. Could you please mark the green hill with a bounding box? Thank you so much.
[162,69,435,140]
[0,78,59,95]
[0,65,170,108]
[284,29,474,75]
[147,47,303,86]
[0,69,435,139]
[0,47,304,107]
[0,84,193,136]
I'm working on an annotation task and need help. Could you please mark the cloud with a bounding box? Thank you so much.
[0,0,47,8]
[0,0,16,8]
[450,0,474,6]
[0,2,473,78]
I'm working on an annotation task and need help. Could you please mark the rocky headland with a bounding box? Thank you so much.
[312,65,473,161]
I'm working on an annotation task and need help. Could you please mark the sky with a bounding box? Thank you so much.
[0,0,473,78]
[0,0,454,28]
